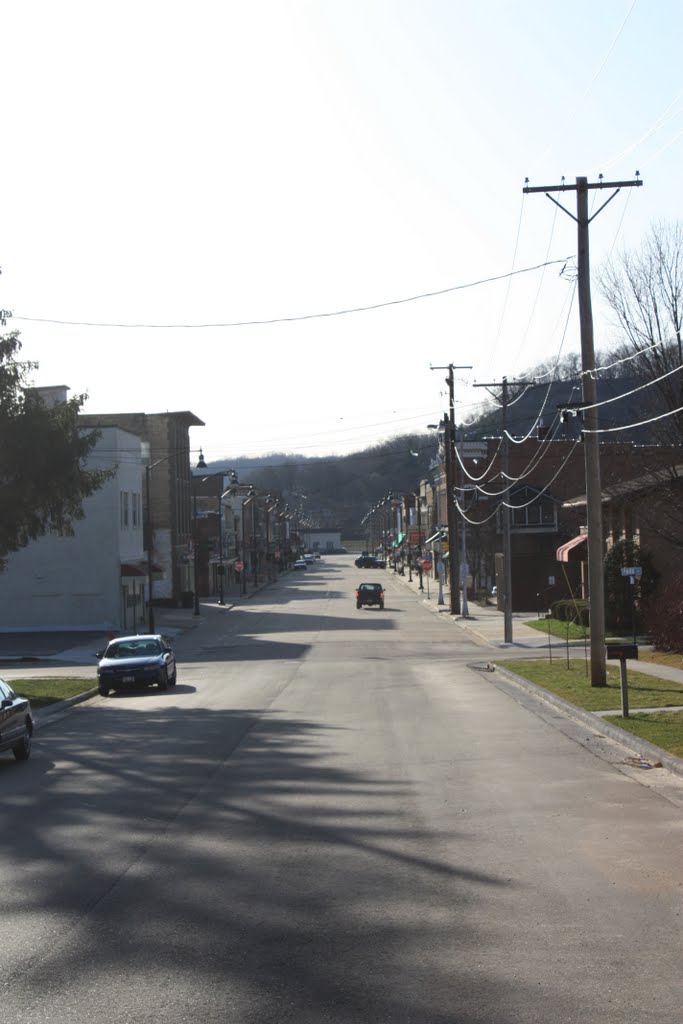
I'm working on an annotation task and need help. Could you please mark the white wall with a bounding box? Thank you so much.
[301,530,342,551]
[0,427,145,631]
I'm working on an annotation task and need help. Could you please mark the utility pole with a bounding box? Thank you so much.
[523,174,643,686]
[431,363,471,615]
[474,377,523,644]
[501,379,512,643]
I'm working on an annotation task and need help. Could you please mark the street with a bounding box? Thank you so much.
[1,556,681,1023]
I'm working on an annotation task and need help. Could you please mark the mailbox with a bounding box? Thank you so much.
[605,643,638,661]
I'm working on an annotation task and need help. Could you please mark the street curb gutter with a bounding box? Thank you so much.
[489,664,683,781]
[34,688,99,728]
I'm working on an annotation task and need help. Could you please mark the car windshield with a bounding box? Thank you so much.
[105,639,162,659]
[359,584,382,592]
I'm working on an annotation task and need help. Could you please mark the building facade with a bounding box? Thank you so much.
[0,427,146,632]
[79,410,204,606]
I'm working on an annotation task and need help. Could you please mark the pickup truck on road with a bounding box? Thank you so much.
[355,582,385,610]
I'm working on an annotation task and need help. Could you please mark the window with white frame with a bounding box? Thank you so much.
[132,492,140,527]
[120,491,129,528]
[497,487,557,532]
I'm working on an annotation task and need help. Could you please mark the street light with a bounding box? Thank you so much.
[145,461,162,634]
[239,487,257,589]
[264,495,278,578]
[145,449,189,634]
[428,419,460,615]
[144,445,207,633]
[278,505,292,567]
[202,469,238,606]
[191,450,208,616]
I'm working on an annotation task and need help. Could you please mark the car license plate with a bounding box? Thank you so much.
[122,675,135,683]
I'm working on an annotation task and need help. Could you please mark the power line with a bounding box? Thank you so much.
[11,259,570,330]
[582,402,683,434]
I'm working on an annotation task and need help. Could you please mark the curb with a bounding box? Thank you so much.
[490,663,683,781]
[34,687,99,727]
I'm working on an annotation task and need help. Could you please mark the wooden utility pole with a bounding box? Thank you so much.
[474,376,529,644]
[523,174,643,686]
[431,363,471,615]
[501,379,512,644]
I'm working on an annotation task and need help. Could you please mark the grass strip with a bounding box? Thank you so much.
[8,677,94,709]
[497,659,683,757]
[603,711,683,760]
[524,618,588,641]
[496,659,683,711]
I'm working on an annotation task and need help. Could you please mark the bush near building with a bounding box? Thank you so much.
[646,569,683,653]
[604,540,658,635]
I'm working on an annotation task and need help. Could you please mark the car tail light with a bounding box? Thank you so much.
[355,590,359,598]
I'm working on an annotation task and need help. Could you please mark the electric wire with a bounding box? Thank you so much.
[526,283,578,381]
[582,402,683,433]
[578,362,683,412]
[11,259,570,330]
[455,435,583,525]
[587,338,665,376]
[486,195,526,373]
[601,86,683,172]
[537,0,640,164]
[510,203,559,367]
[640,126,683,169]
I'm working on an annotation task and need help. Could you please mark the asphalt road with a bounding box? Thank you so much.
[1,557,682,1023]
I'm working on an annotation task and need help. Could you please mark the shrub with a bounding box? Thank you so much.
[646,570,683,653]
[604,540,658,634]
[550,598,589,628]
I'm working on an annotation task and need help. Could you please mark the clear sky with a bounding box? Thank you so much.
[2,0,681,460]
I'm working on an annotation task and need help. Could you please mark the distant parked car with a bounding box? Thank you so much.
[293,559,308,570]
[0,678,33,761]
[96,634,177,696]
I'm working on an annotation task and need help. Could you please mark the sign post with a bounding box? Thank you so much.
[621,566,642,643]
[606,642,639,719]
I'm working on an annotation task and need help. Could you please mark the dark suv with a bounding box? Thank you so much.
[355,555,385,569]
[356,582,385,609]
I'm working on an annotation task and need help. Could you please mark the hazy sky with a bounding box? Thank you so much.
[2,0,681,461]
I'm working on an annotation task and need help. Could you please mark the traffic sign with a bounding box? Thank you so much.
[620,566,642,577]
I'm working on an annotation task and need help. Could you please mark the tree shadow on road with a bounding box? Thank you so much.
[0,698,558,1024]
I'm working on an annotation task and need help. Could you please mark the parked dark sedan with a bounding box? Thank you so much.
[355,555,385,569]
[0,678,33,761]
[96,634,177,696]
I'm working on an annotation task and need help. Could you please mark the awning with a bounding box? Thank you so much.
[556,535,587,563]
[121,560,163,577]
[426,530,446,544]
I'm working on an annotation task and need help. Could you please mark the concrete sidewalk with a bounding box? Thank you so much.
[0,578,272,668]
[392,566,683,687]
[392,566,551,647]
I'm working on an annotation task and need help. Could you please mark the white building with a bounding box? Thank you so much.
[0,426,148,632]
[300,528,343,553]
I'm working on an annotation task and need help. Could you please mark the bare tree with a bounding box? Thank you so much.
[599,219,683,431]
[599,220,683,550]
